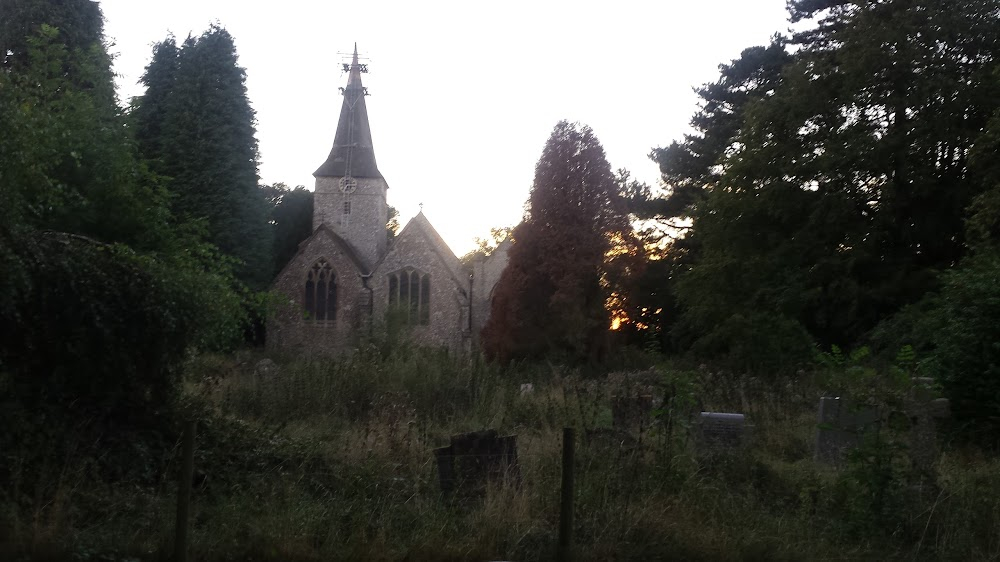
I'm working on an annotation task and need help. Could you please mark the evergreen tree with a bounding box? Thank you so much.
[625,42,791,351]
[130,36,178,173]
[482,121,636,362]
[657,0,1000,371]
[132,26,271,289]
[0,1,164,247]
[264,183,313,277]
[875,106,1000,437]
[0,0,111,91]
[0,1,245,449]
[648,40,790,224]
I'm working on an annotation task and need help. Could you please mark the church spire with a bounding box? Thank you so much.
[314,44,382,178]
[347,43,362,87]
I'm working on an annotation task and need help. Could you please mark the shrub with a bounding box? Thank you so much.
[874,249,1000,444]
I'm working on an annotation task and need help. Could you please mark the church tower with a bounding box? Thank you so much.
[313,45,388,270]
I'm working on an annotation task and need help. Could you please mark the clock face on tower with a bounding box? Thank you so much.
[339,176,358,194]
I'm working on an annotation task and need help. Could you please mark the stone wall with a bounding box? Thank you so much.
[470,239,510,343]
[313,175,388,270]
[370,220,470,353]
[267,228,368,354]
[271,206,503,355]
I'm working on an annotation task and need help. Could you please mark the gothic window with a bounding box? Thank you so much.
[387,267,430,325]
[304,258,337,323]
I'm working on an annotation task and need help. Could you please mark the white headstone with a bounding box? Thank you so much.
[696,412,747,450]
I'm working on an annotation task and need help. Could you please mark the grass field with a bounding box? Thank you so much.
[3,347,999,561]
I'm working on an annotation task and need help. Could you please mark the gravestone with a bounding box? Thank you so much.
[694,412,748,451]
[815,382,950,470]
[906,379,950,475]
[611,395,654,430]
[434,429,520,498]
[814,397,880,465]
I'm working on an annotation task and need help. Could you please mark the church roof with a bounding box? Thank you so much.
[314,45,383,179]
[378,211,469,297]
[409,211,465,280]
[270,223,371,287]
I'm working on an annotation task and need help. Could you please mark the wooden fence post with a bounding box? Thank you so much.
[558,427,575,562]
[175,420,196,562]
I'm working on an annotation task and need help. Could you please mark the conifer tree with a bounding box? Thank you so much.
[133,26,271,288]
[482,121,636,362]
[264,183,313,277]
[0,0,163,245]
[651,0,1000,371]
[0,0,245,442]
[131,36,178,173]
[628,42,790,350]
[0,0,111,85]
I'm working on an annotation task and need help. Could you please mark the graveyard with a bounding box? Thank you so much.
[5,2,1000,558]
[25,346,995,561]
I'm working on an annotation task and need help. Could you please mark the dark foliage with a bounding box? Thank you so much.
[131,26,272,289]
[624,41,791,351]
[0,0,110,89]
[0,231,237,424]
[643,0,1000,376]
[264,183,314,277]
[482,121,638,362]
[0,0,244,484]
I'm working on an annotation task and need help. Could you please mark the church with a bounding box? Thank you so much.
[268,47,509,354]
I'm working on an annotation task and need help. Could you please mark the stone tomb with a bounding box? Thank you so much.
[434,429,520,498]
[694,412,748,451]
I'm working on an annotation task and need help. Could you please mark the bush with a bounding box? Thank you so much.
[685,312,816,376]
[0,228,245,496]
[874,249,1000,443]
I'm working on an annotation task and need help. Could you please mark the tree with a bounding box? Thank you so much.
[0,0,112,93]
[875,108,1000,439]
[264,183,313,277]
[625,42,790,352]
[647,40,791,225]
[130,35,178,174]
[386,205,400,246]
[460,226,512,265]
[0,2,164,246]
[0,0,245,460]
[132,26,271,289]
[656,0,1000,372]
[482,121,637,362]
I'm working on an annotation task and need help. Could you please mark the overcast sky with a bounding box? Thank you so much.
[100,0,791,256]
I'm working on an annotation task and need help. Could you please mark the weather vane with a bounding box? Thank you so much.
[337,47,370,75]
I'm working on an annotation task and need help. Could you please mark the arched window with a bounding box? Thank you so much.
[304,258,337,323]
[388,267,430,325]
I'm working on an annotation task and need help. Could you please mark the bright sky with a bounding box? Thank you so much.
[100,0,790,256]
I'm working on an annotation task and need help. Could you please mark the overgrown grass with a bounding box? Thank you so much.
[3,348,1000,560]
